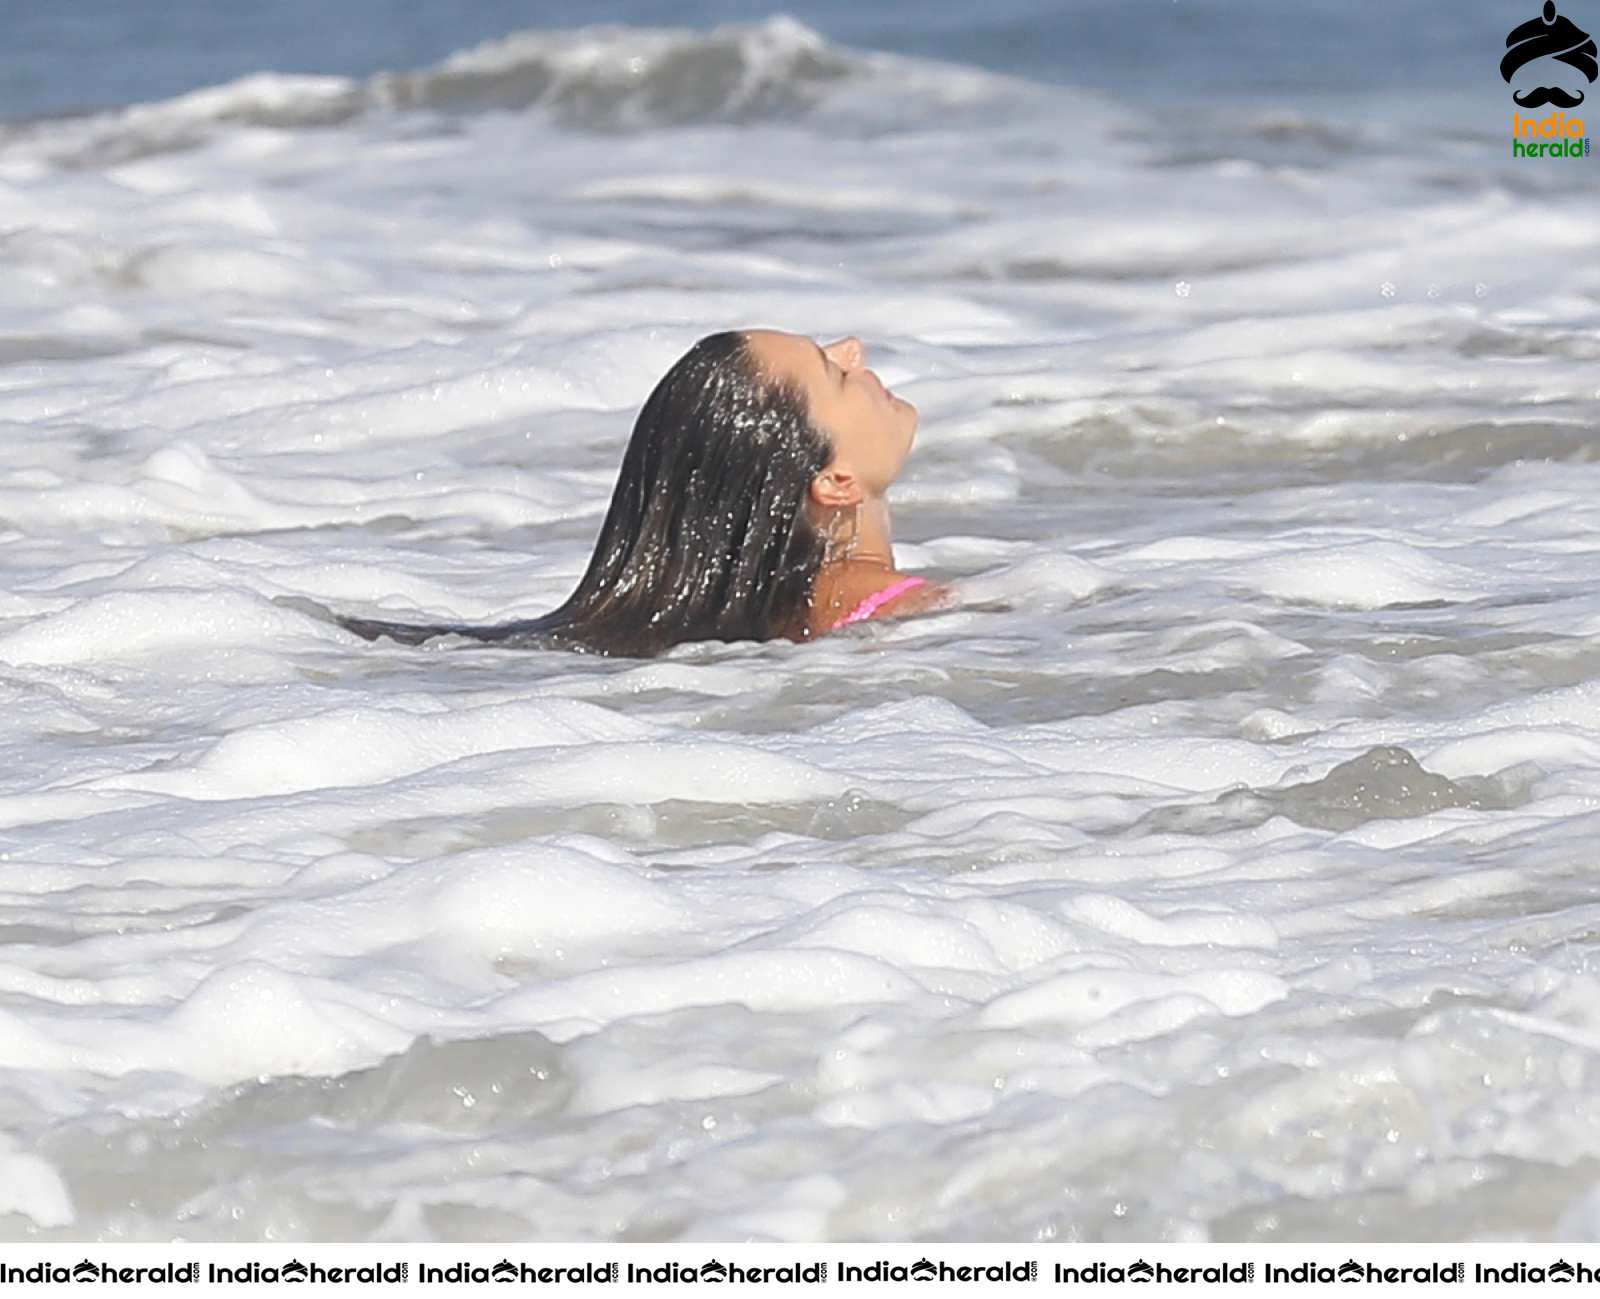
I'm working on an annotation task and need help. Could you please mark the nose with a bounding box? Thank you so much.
[823,336,864,371]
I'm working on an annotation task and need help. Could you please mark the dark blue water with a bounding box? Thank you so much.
[3,0,1529,122]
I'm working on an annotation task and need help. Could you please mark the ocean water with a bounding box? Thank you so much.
[1,0,1599,1243]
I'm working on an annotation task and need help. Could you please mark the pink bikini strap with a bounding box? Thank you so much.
[832,576,928,630]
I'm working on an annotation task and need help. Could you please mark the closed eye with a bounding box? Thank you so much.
[815,341,844,386]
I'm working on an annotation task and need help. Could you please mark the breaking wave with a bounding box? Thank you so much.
[0,16,1029,167]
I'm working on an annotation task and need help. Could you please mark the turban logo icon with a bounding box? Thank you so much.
[1502,1,1598,106]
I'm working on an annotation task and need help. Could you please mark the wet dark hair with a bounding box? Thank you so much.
[339,330,835,658]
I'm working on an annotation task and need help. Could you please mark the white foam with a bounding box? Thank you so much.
[1226,539,1491,608]
[0,1136,75,1229]
[105,697,659,799]
[0,588,339,666]
[0,13,1594,1242]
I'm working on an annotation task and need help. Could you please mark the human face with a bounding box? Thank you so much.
[745,329,917,499]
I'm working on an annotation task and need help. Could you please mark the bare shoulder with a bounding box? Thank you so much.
[810,562,946,635]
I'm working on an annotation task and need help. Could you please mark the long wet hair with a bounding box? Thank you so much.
[340,331,836,657]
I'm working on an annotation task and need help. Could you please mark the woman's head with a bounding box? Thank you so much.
[744,329,918,512]
[539,327,909,656]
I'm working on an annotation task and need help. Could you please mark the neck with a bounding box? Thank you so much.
[835,494,894,571]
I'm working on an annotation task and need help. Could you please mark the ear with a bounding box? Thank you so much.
[809,464,863,511]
